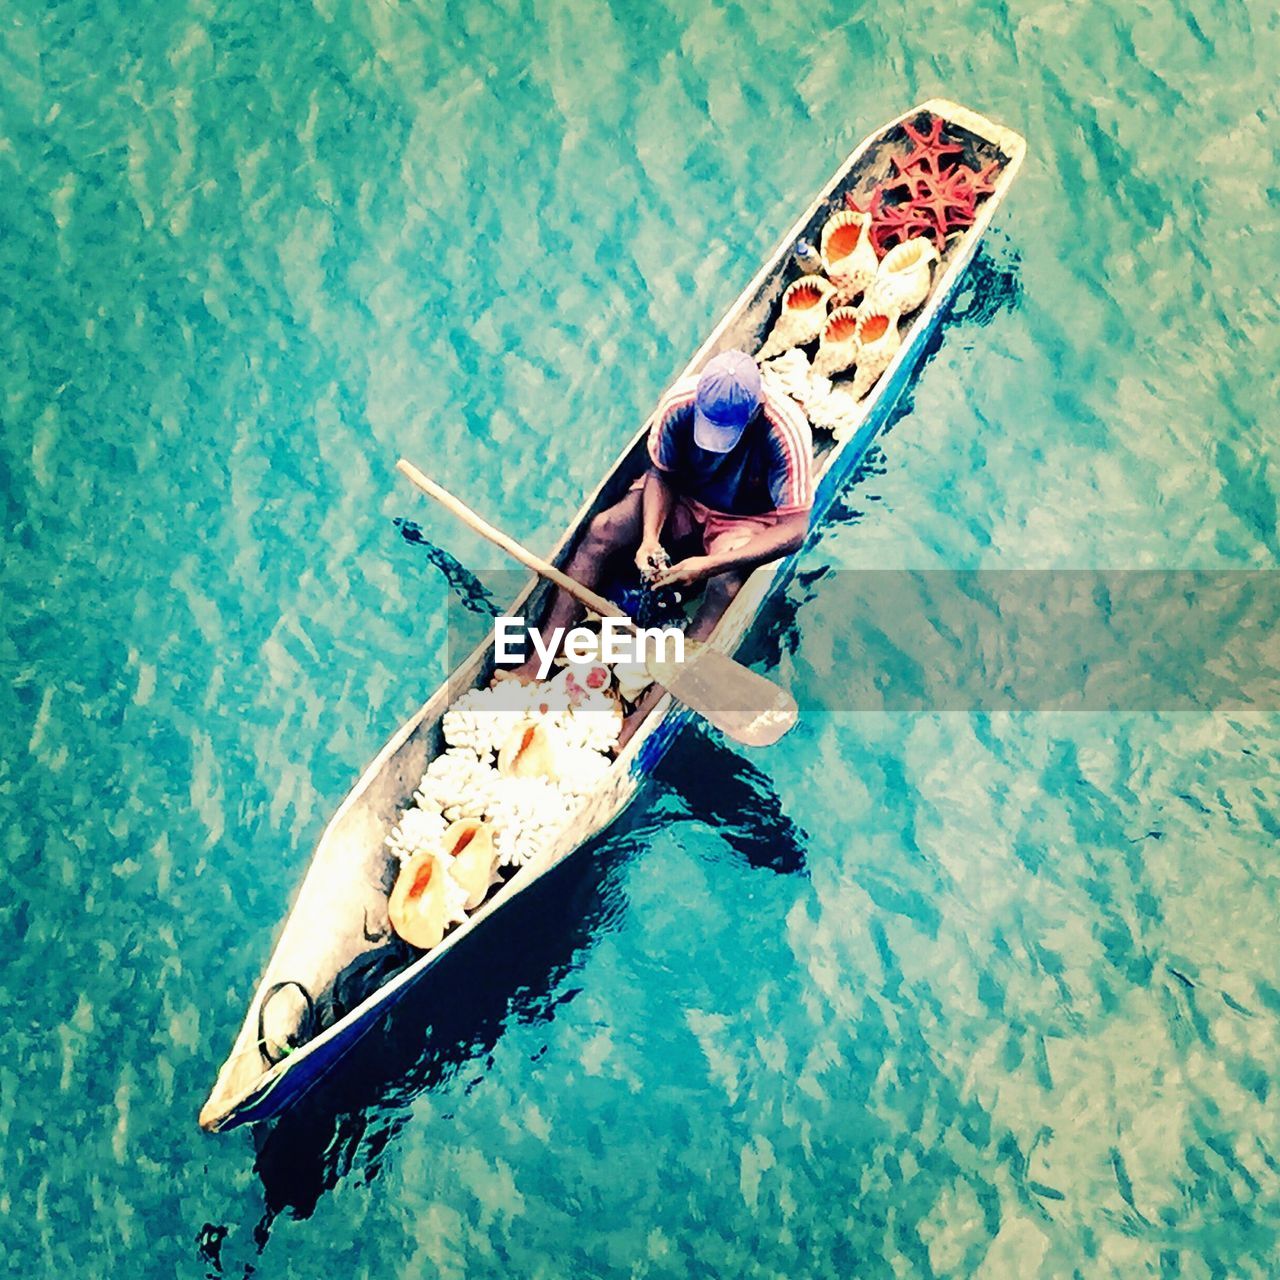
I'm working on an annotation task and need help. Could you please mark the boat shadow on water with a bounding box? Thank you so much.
[243,724,806,1240]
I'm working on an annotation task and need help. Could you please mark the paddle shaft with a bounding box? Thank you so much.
[396,457,798,747]
[396,459,626,621]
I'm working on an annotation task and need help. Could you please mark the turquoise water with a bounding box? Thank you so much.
[3,0,1279,1275]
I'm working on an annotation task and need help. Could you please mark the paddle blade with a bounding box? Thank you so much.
[646,643,797,747]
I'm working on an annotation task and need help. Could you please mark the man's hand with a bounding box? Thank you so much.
[651,555,716,590]
[635,539,669,581]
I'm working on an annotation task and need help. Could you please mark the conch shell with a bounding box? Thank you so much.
[756,276,835,360]
[441,817,498,910]
[811,307,863,378]
[849,310,902,400]
[820,210,878,303]
[389,850,453,950]
[497,718,560,780]
[863,237,938,316]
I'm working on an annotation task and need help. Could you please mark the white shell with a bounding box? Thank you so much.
[385,806,449,864]
[389,660,624,900]
[556,746,613,797]
[811,307,863,378]
[557,701,623,754]
[819,210,878,303]
[756,276,835,360]
[761,347,832,414]
[805,385,864,439]
[488,776,579,868]
[415,748,499,819]
[862,237,937,316]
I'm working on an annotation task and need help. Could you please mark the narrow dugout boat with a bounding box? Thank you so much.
[201,99,1026,1132]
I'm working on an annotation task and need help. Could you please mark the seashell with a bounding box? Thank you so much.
[610,658,652,704]
[805,385,864,439]
[757,276,836,360]
[558,700,623,754]
[811,307,863,378]
[559,662,613,705]
[762,348,835,415]
[556,746,613,797]
[388,850,466,950]
[385,805,449,864]
[443,689,509,759]
[820,210,878,304]
[415,748,499,818]
[488,776,577,868]
[862,237,938,316]
[849,310,902,400]
[440,817,499,910]
[760,347,812,400]
[497,718,561,780]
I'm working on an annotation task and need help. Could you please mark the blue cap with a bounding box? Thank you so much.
[693,350,762,453]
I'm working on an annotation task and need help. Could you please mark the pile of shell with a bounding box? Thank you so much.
[756,213,939,430]
[754,117,998,426]
[383,664,623,952]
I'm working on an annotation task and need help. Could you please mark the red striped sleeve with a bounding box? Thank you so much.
[647,377,699,471]
[762,391,814,513]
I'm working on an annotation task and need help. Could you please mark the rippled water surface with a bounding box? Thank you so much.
[3,0,1279,1275]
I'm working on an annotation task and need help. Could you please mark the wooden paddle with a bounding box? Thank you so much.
[395,459,797,748]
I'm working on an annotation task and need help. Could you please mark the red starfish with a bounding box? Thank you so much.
[956,159,1001,202]
[884,154,930,201]
[843,183,884,222]
[872,201,935,253]
[900,165,980,251]
[896,115,965,178]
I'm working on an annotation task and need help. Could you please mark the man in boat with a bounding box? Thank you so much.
[510,348,813,674]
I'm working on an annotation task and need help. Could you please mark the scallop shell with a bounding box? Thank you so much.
[811,307,863,378]
[863,237,938,316]
[756,276,836,360]
[849,310,902,400]
[820,210,878,303]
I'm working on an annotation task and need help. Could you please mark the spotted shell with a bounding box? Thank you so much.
[756,275,836,360]
[820,210,878,304]
[811,307,863,378]
[862,237,938,316]
[849,310,902,400]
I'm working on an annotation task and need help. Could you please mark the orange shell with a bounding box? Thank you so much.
[389,850,448,950]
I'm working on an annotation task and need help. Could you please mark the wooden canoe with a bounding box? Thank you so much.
[200,99,1026,1132]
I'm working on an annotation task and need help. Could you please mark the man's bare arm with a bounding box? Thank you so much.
[635,467,676,575]
[651,511,808,588]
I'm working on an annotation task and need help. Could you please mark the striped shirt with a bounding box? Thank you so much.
[647,376,814,517]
